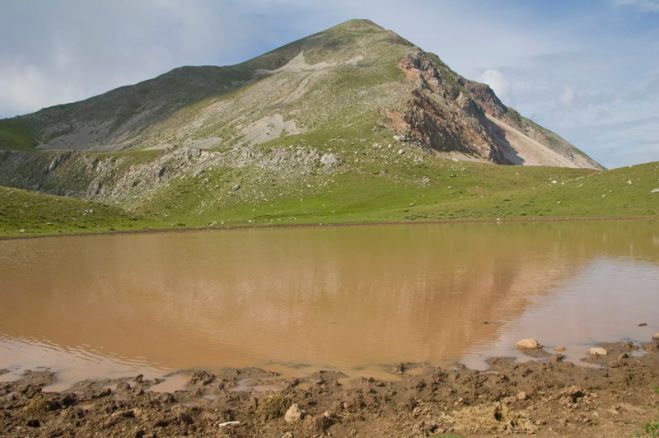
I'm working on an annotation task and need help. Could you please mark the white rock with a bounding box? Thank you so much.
[218,421,240,427]
[588,347,607,356]
[285,403,302,423]
[515,338,541,350]
[651,188,659,194]
[320,153,340,167]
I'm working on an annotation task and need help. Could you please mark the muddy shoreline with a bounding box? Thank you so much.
[1,214,656,242]
[1,340,658,437]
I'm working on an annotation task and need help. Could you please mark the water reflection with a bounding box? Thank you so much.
[0,220,657,387]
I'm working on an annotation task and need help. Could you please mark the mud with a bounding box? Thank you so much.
[1,340,657,437]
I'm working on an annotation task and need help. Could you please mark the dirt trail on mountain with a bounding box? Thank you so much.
[1,340,658,437]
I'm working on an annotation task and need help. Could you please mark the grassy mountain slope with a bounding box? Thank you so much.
[0,19,654,238]
[0,186,143,236]
[0,19,599,170]
[2,159,655,237]
[135,159,657,229]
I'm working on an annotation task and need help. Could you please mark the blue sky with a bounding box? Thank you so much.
[1,0,657,167]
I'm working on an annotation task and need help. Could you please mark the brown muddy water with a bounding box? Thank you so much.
[0,220,658,390]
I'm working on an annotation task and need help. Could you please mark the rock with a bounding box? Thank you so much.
[320,153,340,167]
[231,183,241,192]
[653,333,659,341]
[617,353,630,360]
[285,403,302,423]
[190,370,215,385]
[588,347,608,356]
[638,322,647,327]
[516,391,527,401]
[218,421,240,428]
[26,419,41,428]
[651,188,659,194]
[554,345,566,352]
[559,385,586,403]
[515,338,541,350]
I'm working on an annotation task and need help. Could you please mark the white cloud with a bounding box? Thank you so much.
[559,87,576,107]
[480,70,511,103]
[0,0,251,116]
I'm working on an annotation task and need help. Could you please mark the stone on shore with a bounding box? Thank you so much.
[285,403,302,423]
[588,347,607,356]
[515,338,541,350]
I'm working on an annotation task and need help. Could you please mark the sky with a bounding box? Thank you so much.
[1,0,658,168]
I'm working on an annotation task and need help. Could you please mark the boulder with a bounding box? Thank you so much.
[515,338,541,350]
[588,347,607,356]
[320,153,340,167]
[285,403,302,423]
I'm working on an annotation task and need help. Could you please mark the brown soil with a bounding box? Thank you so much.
[1,341,658,437]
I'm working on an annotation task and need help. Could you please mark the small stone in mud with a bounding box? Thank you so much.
[554,345,566,352]
[588,347,608,356]
[638,322,647,327]
[92,387,112,398]
[116,382,131,391]
[559,385,586,404]
[516,391,527,400]
[285,403,302,423]
[392,363,407,374]
[190,370,215,385]
[515,338,541,350]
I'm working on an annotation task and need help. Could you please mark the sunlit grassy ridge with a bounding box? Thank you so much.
[0,186,146,236]
[137,158,658,228]
[1,159,656,237]
[0,20,655,238]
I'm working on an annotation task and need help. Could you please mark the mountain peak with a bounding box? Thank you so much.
[330,18,386,32]
[0,19,601,169]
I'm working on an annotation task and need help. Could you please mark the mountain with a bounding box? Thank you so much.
[0,19,600,169]
[4,19,654,237]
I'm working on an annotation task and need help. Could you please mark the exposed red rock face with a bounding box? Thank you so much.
[395,50,602,169]
[397,51,511,163]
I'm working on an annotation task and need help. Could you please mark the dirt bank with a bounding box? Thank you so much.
[1,340,658,437]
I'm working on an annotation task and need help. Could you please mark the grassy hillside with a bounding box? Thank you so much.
[0,19,599,170]
[0,186,147,236]
[1,159,656,237]
[0,119,38,151]
[136,157,657,229]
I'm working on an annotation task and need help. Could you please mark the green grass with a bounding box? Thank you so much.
[637,419,659,438]
[1,143,656,237]
[0,119,38,151]
[132,155,657,230]
[0,186,154,236]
